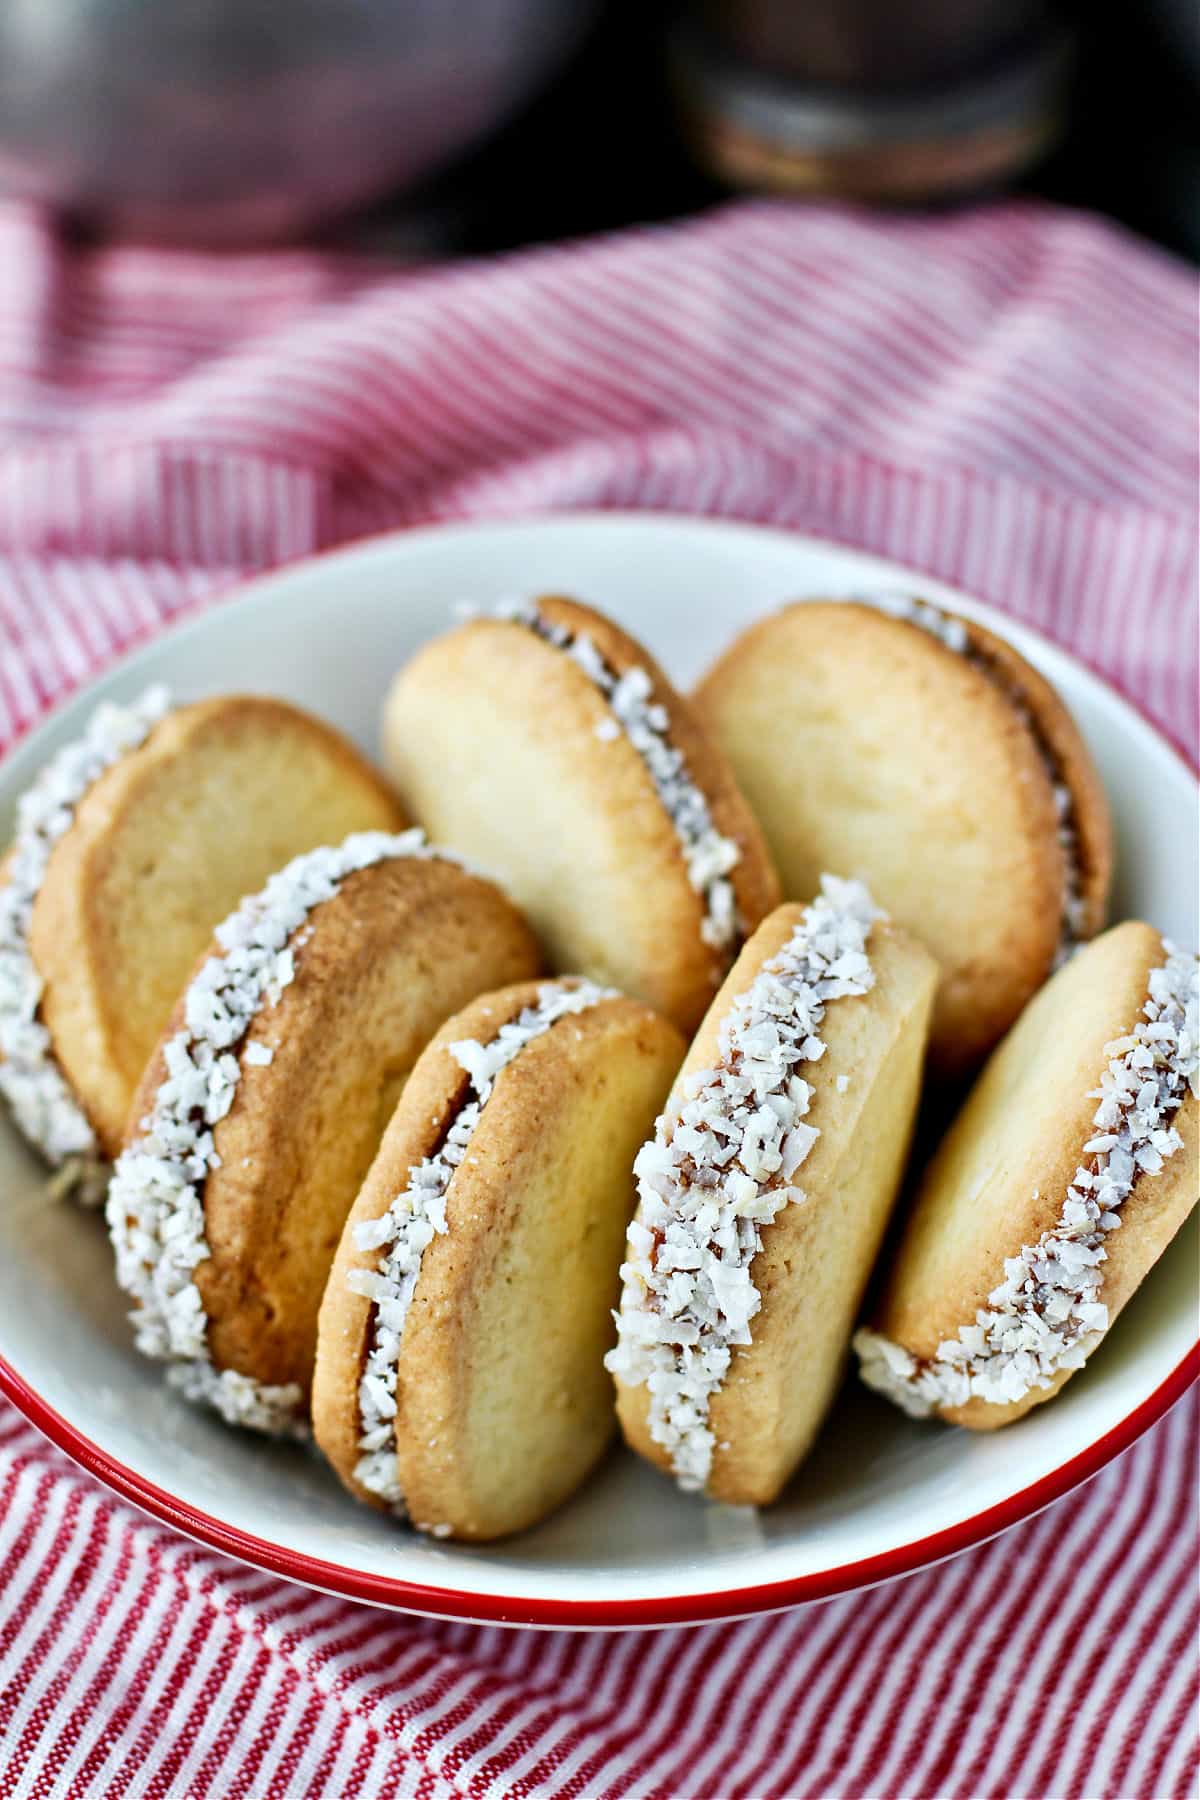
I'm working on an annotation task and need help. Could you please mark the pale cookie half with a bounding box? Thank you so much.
[608,881,937,1506]
[855,921,1198,1428]
[0,688,406,1173]
[694,597,1112,1074]
[106,832,540,1436]
[313,978,685,1541]
[382,595,781,1035]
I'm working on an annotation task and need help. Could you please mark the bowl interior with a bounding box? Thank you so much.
[0,514,1195,1623]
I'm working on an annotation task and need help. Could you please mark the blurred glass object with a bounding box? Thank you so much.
[0,0,596,244]
[1147,0,1200,89]
[673,0,1074,201]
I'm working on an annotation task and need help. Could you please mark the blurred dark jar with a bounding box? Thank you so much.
[675,0,1073,201]
[0,0,596,245]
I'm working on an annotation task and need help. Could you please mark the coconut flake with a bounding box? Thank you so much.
[855,592,1086,966]
[167,1362,307,1437]
[495,600,742,952]
[605,875,882,1493]
[106,829,447,1437]
[0,684,172,1172]
[854,943,1198,1417]
[351,978,617,1516]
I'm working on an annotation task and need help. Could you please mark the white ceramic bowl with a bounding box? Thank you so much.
[0,515,1196,1630]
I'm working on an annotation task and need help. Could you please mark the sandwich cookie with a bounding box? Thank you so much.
[381,596,780,1035]
[106,831,540,1435]
[0,687,406,1180]
[694,596,1112,1073]
[854,921,1198,1427]
[313,978,685,1540]
[608,880,937,1505]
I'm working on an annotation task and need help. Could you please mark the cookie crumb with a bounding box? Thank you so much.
[46,1155,110,1209]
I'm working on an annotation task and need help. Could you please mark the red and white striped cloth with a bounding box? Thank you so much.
[0,197,1196,1800]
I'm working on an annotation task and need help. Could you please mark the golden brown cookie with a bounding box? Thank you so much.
[106,833,540,1434]
[313,978,685,1540]
[608,881,937,1506]
[0,686,405,1172]
[694,597,1113,1074]
[381,596,780,1035]
[855,922,1198,1428]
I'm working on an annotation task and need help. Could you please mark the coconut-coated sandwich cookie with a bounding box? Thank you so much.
[608,880,937,1506]
[854,922,1198,1429]
[106,831,540,1436]
[0,686,405,1177]
[381,596,781,1036]
[694,596,1112,1074]
[313,978,685,1540]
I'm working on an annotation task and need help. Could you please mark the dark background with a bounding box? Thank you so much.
[370,0,1200,266]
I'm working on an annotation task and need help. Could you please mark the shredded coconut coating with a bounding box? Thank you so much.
[859,592,1086,965]
[0,684,172,1171]
[854,943,1199,1416]
[348,979,618,1515]
[106,829,443,1438]
[496,599,742,951]
[605,875,882,1493]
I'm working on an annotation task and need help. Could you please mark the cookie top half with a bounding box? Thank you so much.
[382,596,781,1035]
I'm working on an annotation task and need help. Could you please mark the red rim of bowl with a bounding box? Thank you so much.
[1,1345,1196,1627]
[0,513,1196,1628]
